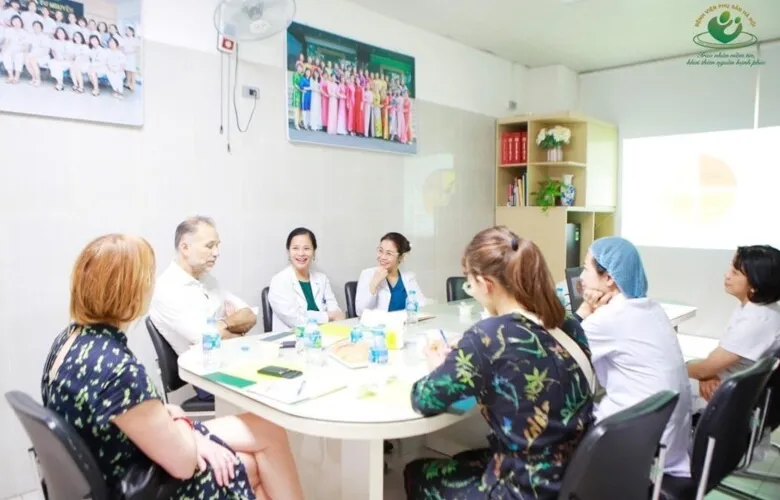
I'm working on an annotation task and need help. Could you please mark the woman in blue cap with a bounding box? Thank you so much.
[575,236,693,479]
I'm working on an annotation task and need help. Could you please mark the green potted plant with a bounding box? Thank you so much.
[533,177,563,211]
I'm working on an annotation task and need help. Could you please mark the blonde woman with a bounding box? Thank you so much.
[42,234,304,499]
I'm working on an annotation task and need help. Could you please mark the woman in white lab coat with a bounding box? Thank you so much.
[687,245,780,408]
[24,20,49,86]
[355,232,426,316]
[576,236,693,478]
[47,27,70,90]
[87,34,108,96]
[68,31,90,93]
[268,227,345,332]
[1,14,26,83]
[104,36,126,98]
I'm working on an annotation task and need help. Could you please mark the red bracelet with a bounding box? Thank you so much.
[174,416,194,430]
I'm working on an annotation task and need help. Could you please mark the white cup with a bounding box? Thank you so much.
[458,302,474,321]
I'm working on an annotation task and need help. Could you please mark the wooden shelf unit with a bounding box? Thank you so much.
[495,112,619,282]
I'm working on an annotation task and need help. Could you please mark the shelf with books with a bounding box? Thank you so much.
[494,112,618,279]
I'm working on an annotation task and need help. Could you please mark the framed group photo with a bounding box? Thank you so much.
[286,21,418,155]
[0,0,143,126]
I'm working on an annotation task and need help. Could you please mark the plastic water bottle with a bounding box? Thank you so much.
[294,325,306,355]
[304,317,325,366]
[202,317,221,372]
[406,290,419,324]
[368,326,389,387]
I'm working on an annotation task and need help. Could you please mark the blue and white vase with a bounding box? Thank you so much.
[561,174,576,206]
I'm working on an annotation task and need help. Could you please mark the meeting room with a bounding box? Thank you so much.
[2,1,780,500]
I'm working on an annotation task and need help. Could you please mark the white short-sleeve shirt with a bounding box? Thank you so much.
[149,262,253,355]
[719,301,780,378]
[582,294,693,477]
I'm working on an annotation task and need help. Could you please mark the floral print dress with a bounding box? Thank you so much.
[404,313,594,499]
[41,324,255,499]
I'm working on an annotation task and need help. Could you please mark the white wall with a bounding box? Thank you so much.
[578,47,772,338]
[521,64,579,115]
[145,0,526,118]
[0,1,529,498]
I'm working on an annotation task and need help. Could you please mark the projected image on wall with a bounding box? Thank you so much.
[403,154,455,238]
[621,127,778,250]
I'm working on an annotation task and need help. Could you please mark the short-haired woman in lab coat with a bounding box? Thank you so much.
[575,236,693,479]
[268,227,345,332]
[355,232,426,316]
[688,245,780,408]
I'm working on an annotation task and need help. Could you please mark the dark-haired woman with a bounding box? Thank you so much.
[688,244,780,407]
[355,232,426,316]
[403,226,594,499]
[268,227,344,332]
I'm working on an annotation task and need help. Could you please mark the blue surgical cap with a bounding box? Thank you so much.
[589,237,649,299]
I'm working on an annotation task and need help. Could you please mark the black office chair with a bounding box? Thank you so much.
[260,286,273,333]
[5,391,177,500]
[345,281,358,319]
[564,267,584,313]
[557,391,680,500]
[734,346,780,484]
[145,317,214,416]
[445,276,468,302]
[659,356,777,500]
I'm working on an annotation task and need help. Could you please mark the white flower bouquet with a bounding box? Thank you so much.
[535,126,572,150]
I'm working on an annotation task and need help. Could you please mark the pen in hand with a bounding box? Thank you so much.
[439,329,449,348]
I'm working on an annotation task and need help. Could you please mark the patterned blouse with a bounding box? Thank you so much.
[41,324,254,499]
[410,313,595,498]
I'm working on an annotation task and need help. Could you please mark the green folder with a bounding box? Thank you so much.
[204,372,256,389]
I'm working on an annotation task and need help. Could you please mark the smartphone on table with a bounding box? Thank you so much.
[257,365,303,379]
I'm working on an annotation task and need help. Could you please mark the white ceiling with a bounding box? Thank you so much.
[344,0,780,71]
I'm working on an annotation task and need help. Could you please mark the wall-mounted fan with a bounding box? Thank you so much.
[214,0,297,41]
[213,0,296,152]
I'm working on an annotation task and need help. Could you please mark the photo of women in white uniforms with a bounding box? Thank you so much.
[69,31,90,93]
[25,20,49,87]
[0,0,145,128]
[2,15,27,83]
[104,37,126,99]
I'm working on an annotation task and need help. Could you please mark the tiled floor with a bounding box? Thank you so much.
[704,438,780,499]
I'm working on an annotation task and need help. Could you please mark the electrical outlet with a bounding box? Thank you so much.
[242,85,259,100]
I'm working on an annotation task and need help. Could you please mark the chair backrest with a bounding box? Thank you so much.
[558,390,680,500]
[690,356,777,493]
[446,276,467,302]
[5,391,108,500]
[759,345,780,435]
[344,281,358,319]
[565,267,584,312]
[260,286,273,333]
[145,317,185,394]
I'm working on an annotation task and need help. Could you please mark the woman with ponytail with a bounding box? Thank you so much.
[403,226,594,499]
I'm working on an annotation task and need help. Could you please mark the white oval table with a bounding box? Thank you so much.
[178,302,479,500]
[179,300,703,499]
